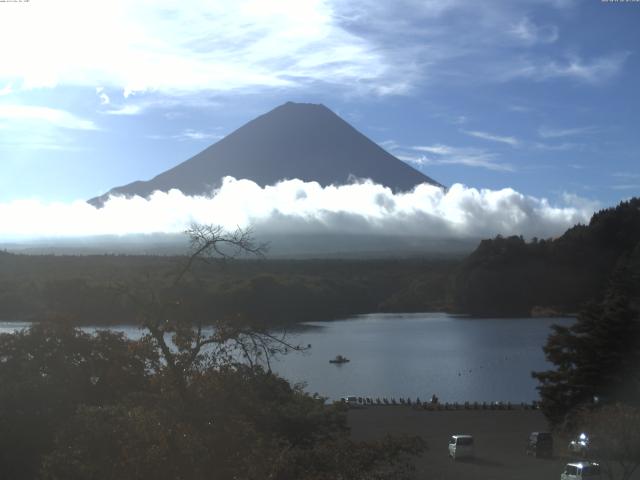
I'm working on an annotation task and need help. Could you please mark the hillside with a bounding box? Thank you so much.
[453,197,640,316]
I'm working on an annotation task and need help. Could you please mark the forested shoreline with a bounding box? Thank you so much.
[0,253,458,325]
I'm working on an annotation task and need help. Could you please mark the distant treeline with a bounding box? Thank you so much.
[453,197,640,316]
[0,253,456,325]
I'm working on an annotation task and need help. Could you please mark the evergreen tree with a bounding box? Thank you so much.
[533,258,640,426]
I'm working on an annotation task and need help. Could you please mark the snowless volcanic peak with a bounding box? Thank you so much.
[89,102,441,206]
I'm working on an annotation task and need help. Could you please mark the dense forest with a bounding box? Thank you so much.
[453,198,640,316]
[0,253,456,326]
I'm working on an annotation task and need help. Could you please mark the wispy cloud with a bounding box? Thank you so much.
[148,129,222,142]
[504,52,630,84]
[462,130,519,147]
[0,104,97,152]
[611,184,640,191]
[409,144,514,172]
[509,17,558,45]
[101,93,222,116]
[413,145,457,156]
[104,104,143,116]
[0,126,87,152]
[0,105,98,130]
[179,130,222,141]
[534,142,584,151]
[379,139,400,152]
[0,137,86,152]
[508,104,533,113]
[0,0,400,96]
[538,125,600,138]
[612,172,640,180]
[0,0,625,99]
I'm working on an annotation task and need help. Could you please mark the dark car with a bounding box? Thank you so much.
[526,431,553,458]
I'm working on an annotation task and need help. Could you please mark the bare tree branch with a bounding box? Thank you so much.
[111,223,305,397]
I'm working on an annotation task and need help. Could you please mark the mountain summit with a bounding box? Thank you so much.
[89,102,440,206]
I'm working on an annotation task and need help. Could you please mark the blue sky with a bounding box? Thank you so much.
[0,0,638,210]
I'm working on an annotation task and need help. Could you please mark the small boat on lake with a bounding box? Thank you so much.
[329,354,350,364]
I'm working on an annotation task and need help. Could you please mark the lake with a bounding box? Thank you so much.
[0,313,572,402]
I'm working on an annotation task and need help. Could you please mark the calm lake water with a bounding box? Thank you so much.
[0,313,572,402]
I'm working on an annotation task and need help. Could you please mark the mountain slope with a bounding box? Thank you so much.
[89,102,440,206]
[452,197,640,316]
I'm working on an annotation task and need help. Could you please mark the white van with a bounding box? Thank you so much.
[448,434,474,460]
[561,462,601,480]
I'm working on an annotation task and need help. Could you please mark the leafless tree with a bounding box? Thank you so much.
[117,223,306,396]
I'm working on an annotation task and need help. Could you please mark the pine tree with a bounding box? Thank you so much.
[533,258,640,426]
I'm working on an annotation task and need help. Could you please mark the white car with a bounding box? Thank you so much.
[448,434,474,460]
[561,462,601,480]
[340,396,361,408]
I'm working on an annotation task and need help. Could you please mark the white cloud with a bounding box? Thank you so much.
[379,139,400,151]
[509,17,558,45]
[611,184,640,191]
[0,104,97,151]
[96,87,110,105]
[561,192,600,213]
[504,52,629,84]
[405,154,513,172]
[413,144,455,156]
[0,0,623,99]
[409,144,513,172]
[508,104,532,113]
[0,0,400,96]
[538,125,600,138]
[610,172,640,191]
[533,141,583,151]
[612,172,640,180]
[0,84,12,96]
[462,130,519,147]
[148,129,222,142]
[179,130,222,141]
[104,104,143,116]
[0,178,593,241]
[0,105,98,130]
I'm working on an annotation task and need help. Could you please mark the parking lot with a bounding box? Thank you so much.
[348,407,637,480]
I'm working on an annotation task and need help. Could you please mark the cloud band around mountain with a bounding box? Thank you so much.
[0,177,596,243]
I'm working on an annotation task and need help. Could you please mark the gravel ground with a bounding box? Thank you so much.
[348,406,635,480]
